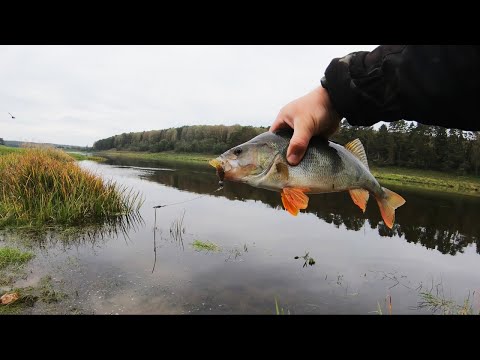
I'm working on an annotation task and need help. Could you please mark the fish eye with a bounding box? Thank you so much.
[233,148,242,156]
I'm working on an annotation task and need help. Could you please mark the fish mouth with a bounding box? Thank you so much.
[209,158,225,183]
[209,158,222,169]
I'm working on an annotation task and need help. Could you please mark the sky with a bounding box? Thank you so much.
[0,45,378,147]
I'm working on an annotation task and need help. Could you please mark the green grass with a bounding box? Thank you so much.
[371,166,480,196]
[0,247,34,270]
[67,152,107,162]
[0,246,35,287]
[0,147,143,229]
[96,150,215,164]
[274,297,290,315]
[417,289,479,315]
[368,280,480,315]
[192,239,220,252]
[0,145,23,156]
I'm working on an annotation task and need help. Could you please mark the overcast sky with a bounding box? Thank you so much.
[1,45,378,146]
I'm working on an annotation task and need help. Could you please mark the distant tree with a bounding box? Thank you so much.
[471,132,480,175]
[0,138,4,146]
[433,126,449,170]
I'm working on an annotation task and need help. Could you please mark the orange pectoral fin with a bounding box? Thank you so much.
[281,188,310,216]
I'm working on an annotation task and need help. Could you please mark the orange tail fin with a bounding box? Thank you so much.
[375,187,406,229]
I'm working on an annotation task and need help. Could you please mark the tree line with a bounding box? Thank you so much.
[331,120,480,175]
[93,125,268,155]
[93,121,480,175]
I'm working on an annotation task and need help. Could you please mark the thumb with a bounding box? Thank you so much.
[287,120,313,166]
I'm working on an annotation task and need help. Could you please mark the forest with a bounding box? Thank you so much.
[93,120,480,175]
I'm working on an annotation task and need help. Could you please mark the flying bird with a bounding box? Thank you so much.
[8,112,15,119]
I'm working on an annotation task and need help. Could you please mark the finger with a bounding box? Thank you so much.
[287,119,313,166]
[269,115,291,133]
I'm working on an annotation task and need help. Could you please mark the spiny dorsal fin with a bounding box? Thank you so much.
[345,139,369,170]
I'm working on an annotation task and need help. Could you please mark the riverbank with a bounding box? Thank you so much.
[96,150,480,197]
[0,145,21,155]
[371,167,480,196]
[0,146,105,162]
[95,150,213,164]
[66,152,107,162]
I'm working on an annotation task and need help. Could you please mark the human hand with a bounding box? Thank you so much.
[270,86,342,165]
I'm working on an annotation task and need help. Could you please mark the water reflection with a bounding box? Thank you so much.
[0,212,144,252]
[103,156,480,256]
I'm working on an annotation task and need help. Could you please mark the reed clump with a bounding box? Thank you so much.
[0,147,143,228]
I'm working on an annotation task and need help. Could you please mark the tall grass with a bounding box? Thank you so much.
[417,289,479,315]
[0,147,143,228]
[0,247,34,270]
[170,210,186,250]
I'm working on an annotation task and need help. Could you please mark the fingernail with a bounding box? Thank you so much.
[287,153,300,165]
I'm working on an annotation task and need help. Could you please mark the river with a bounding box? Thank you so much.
[3,156,480,314]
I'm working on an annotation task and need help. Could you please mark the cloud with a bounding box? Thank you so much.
[0,45,378,146]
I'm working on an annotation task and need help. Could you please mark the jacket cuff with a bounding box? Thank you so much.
[325,51,400,126]
[324,52,386,127]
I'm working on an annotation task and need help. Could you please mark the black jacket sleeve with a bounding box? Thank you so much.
[323,45,480,131]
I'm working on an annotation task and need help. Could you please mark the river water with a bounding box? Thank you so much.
[2,156,480,314]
